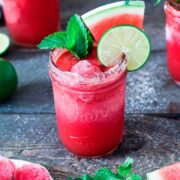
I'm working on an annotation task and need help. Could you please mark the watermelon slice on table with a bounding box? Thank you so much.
[82,1,145,42]
[0,156,15,180]
[147,162,180,180]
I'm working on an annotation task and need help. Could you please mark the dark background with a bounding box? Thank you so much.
[60,0,165,27]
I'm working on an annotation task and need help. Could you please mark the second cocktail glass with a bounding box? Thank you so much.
[3,0,60,47]
[165,1,180,85]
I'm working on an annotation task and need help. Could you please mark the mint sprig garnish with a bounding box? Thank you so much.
[66,14,93,59]
[38,14,93,59]
[68,157,142,180]
[95,168,119,180]
[118,157,134,177]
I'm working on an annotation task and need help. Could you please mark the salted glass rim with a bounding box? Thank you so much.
[49,49,127,88]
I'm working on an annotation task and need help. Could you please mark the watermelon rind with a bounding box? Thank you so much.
[146,162,180,180]
[82,1,145,26]
[146,171,163,180]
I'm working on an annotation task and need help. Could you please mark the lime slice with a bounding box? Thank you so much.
[0,33,10,55]
[97,25,151,71]
[0,58,18,102]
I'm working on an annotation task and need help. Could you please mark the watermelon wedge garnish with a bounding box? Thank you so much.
[82,1,145,42]
[147,162,180,180]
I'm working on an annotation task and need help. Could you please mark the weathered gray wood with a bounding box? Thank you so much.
[126,50,180,114]
[0,49,179,114]
[0,114,179,179]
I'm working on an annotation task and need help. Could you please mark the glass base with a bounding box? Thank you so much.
[68,138,123,158]
[70,145,118,159]
[88,145,119,159]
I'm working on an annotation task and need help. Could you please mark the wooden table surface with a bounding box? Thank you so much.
[0,0,179,179]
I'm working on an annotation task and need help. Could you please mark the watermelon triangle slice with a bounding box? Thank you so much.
[147,162,180,180]
[82,1,145,42]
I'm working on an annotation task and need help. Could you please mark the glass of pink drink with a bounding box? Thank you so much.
[37,1,146,157]
[2,0,60,47]
[49,48,127,157]
[165,0,180,85]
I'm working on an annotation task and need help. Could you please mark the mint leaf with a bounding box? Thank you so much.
[68,158,142,180]
[66,14,93,59]
[38,32,66,49]
[67,178,73,180]
[118,157,134,177]
[125,0,131,5]
[38,14,93,59]
[87,30,93,53]
[95,168,120,180]
[81,174,94,180]
[126,174,142,180]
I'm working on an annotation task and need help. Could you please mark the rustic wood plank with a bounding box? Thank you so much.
[126,50,180,114]
[0,50,53,113]
[0,114,179,179]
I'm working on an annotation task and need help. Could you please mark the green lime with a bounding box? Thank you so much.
[0,58,18,102]
[97,25,151,71]
[0,33,10,55]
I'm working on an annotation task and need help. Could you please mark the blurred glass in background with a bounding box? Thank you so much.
[164,0,180,85]
[2,0,60,47]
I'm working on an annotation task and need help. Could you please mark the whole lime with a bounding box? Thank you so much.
[0,58,18,102]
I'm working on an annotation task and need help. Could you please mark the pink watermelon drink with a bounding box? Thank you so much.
[165,0,180,84]
[38,1,150,157]
[2,0,60,47]
[49,49,127,157]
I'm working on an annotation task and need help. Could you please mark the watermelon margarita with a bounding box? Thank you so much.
[165,1,180,84]
[49,49,127,157]
[2,0,60,47]
[38,1,150,157]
